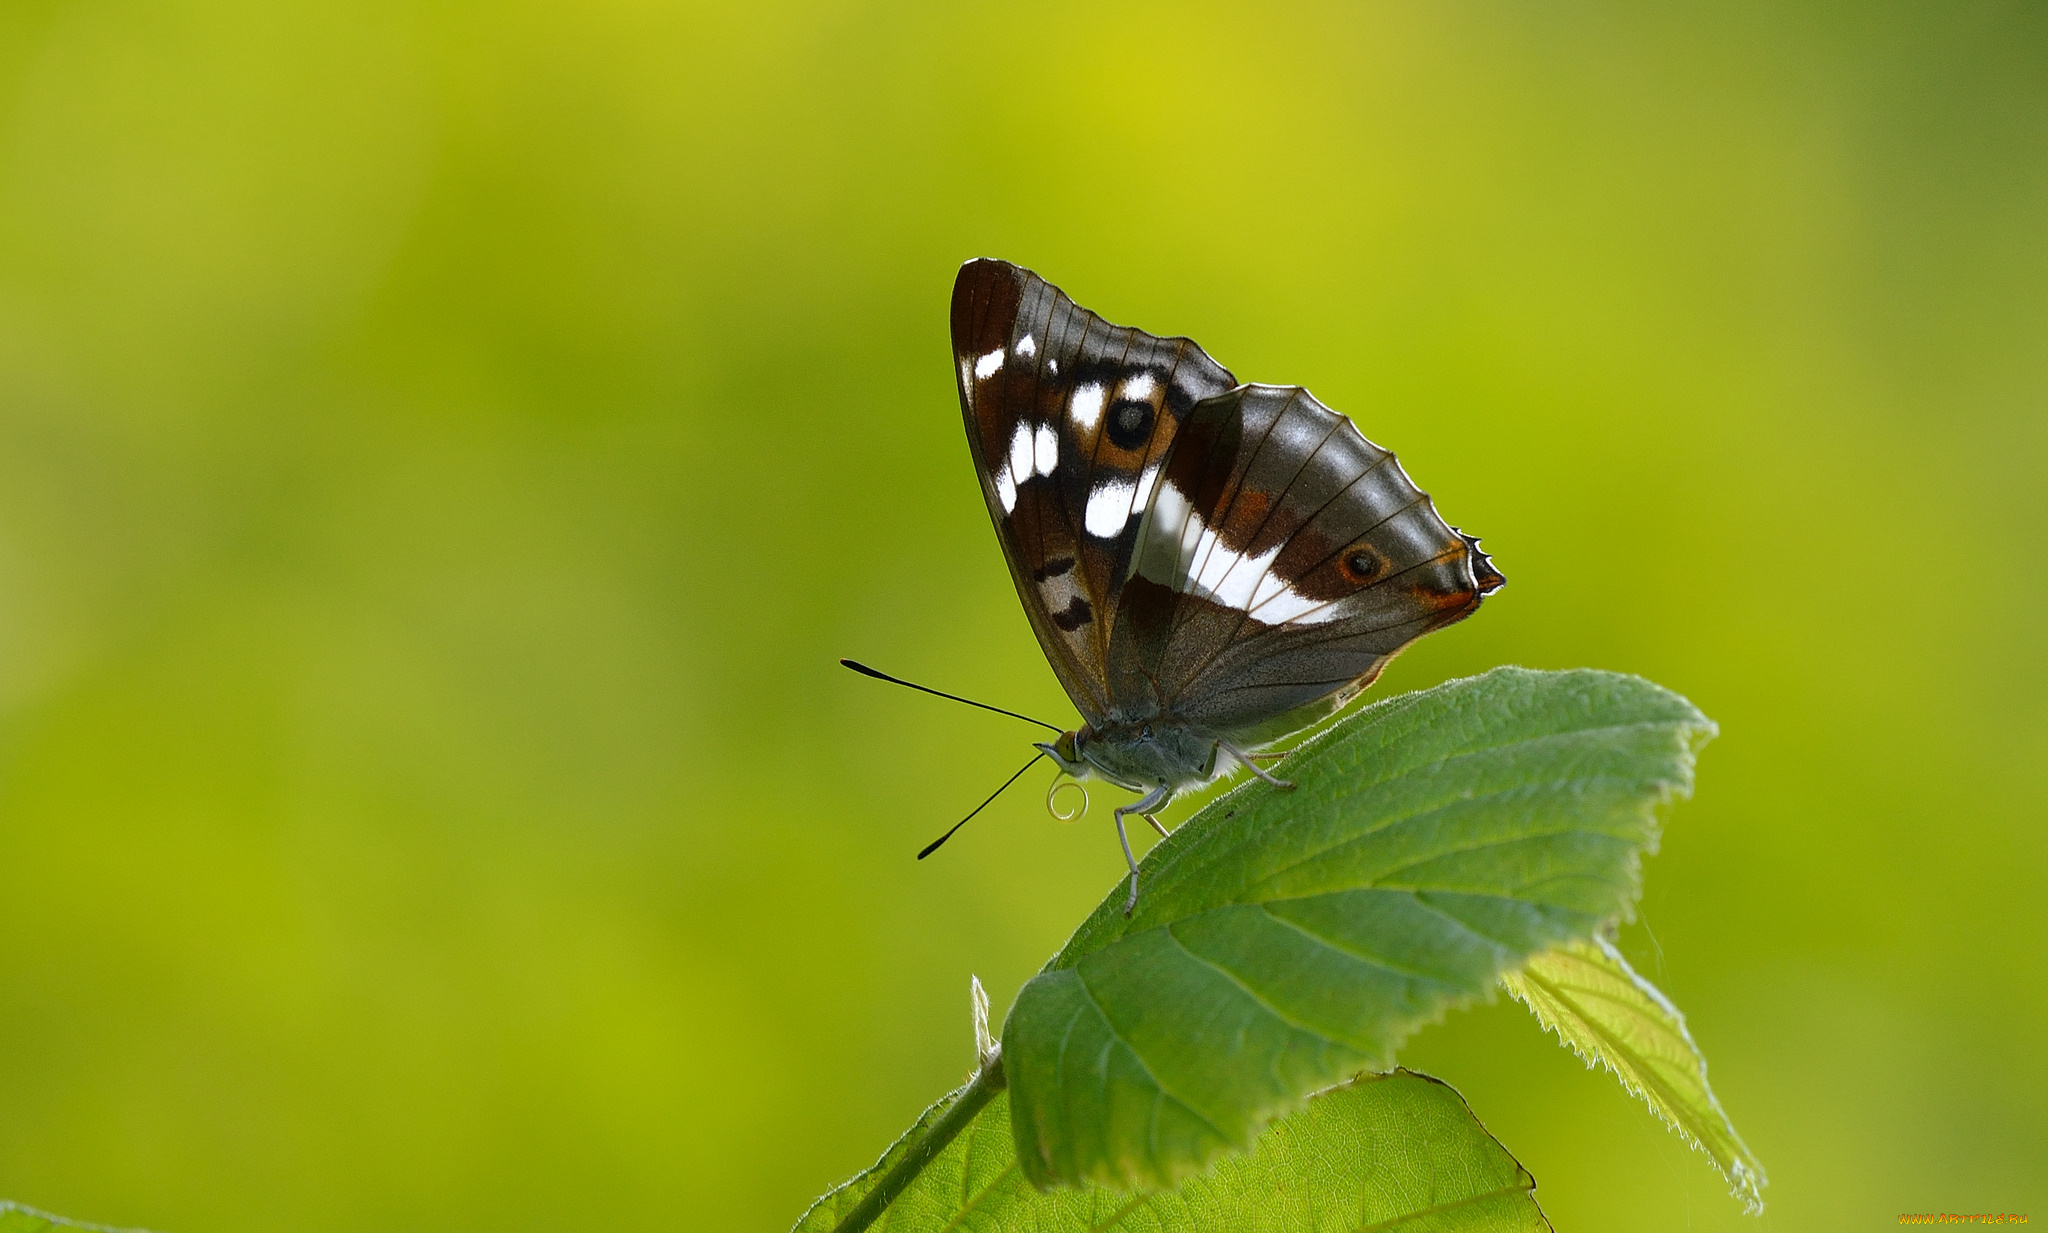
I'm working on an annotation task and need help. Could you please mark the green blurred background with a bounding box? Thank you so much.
[1,1,2043,1229]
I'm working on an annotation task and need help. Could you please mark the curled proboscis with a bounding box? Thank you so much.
[1047,777,1088,822]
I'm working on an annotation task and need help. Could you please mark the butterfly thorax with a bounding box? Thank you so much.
[1036,720,1220,795]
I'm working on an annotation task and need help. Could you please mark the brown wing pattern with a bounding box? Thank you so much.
[951,259,1235,722]
[1111,383,1503,738]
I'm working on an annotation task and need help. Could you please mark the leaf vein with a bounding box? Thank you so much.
[1362,827,1637,888]
[1084,1192,1157,1233]
[1400,893,1525,954]
[933,1160,1020,1233]
[1218,778,1661,905]
[1254,902,1470,987]
[1069,966,1237,1148]
[1243,817,1637,904]
[1161,922,1334,1041]
[1351,1180,1537,1231]
[1515,966,1726,1143]
[1296,716,1699,798]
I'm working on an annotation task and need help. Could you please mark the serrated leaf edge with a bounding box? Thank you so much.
[1502,936,1767,1215]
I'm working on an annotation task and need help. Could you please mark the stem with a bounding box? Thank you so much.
[827,1053,1007,1233]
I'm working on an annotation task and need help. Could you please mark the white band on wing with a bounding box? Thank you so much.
[1142,482,1346,625]
[1082,464,1159,539]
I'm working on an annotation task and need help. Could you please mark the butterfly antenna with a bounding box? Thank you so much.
[840,658,1063,735]
[918,751,1047,860]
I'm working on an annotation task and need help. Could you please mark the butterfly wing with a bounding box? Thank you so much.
[1110,383,1504,741]
[951,259,1236,723]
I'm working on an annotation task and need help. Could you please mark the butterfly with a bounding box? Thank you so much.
[948,258,1503,913]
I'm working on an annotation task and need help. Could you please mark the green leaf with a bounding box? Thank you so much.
[1004,667,1714,1189]
[0,1203,149,1233]
[1502,936,1767,1214]
[793,1070,1550,1233]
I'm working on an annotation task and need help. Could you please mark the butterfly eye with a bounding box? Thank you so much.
[1139,723,1153,740]
[1342,549,1383,583]
[1105,398,1155,450]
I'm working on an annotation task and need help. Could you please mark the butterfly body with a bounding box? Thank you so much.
[1035,720,1227,798]
[951,259,1503,910]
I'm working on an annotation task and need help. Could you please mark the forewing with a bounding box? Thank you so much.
[1112,384,1504,733]
[952,259,1236,722]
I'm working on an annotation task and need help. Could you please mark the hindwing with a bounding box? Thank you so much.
[1110,383,1504,738]
[952,259,1236,722]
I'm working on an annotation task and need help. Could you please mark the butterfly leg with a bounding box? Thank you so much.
[1113,783,1173,916]
[1220,739,1296,790]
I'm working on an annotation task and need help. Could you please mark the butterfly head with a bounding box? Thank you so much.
[1033,730,1088,780]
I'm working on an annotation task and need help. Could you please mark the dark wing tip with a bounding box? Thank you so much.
[951,258,1027,356]
[1456,530,1506,594]
[957,256,1021,279]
